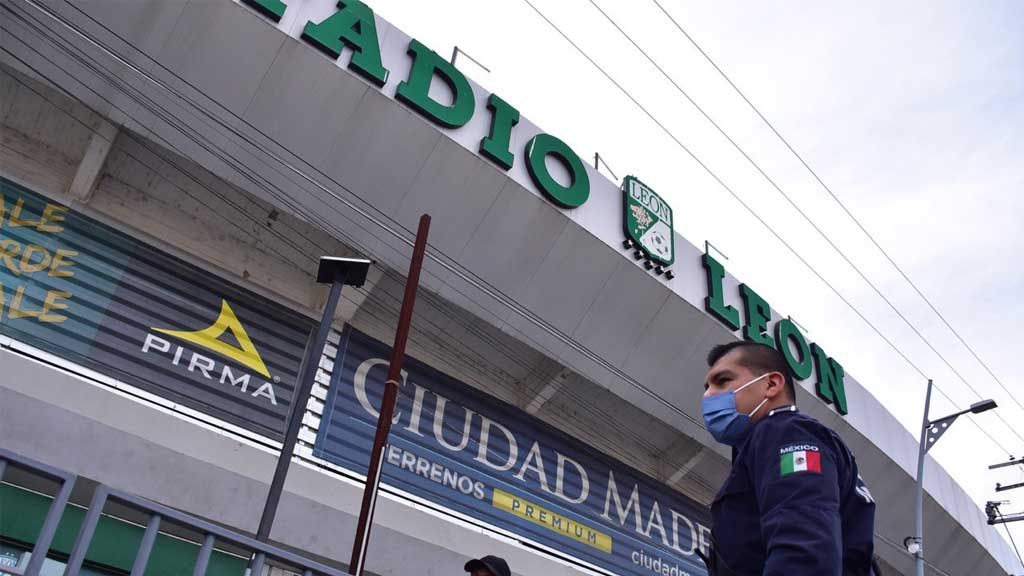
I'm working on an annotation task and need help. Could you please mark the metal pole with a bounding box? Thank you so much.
[349,215,431,576]
[130,515,162,576]
[66,487,110,576]
[249,552,266,576]
[997,482,1024,492]
[991,514,1024,525]
[28,475,76,576]
[914,379,933,576]
[989,459,1023,470]
[256,275,346,542]
[192,534,215,576]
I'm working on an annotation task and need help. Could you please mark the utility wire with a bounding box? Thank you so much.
[519,0,1020,455]
[0,61,711,494]
[28,0,720,436]
[588,0,1024,449]
[648,0,1024,421]
[0,4,717,486]
[11,0,707,442]
[9,60,683,487]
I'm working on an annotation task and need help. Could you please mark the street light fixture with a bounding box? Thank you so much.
[911,379,997,576]
[256,256,373,543]
[971,399,999,414]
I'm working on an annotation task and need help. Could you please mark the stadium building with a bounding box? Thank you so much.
[0,1,1017,574]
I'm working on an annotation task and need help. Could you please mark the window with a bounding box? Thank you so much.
[0,543,117,576]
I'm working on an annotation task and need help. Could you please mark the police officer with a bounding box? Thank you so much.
[700,341,876,575]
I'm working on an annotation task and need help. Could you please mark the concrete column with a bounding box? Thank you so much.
[525,367,571,414]
[67,119,117,203]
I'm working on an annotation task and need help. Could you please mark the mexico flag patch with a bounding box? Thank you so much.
[780,445,822,476]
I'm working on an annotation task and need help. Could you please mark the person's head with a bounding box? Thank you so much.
[704,341,795,423]
[464,556,510,576]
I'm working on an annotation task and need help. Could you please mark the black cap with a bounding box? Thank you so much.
[464,555,511,576]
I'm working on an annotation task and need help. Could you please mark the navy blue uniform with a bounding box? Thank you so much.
[710,407,876,575]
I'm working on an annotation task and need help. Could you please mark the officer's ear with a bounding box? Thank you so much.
[764,371,786,399]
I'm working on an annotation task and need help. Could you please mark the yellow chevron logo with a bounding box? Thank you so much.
[152,299,271,378]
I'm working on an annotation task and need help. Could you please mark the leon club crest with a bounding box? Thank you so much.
[622,176,674,277]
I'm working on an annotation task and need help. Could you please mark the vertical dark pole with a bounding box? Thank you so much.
[349,215,431,576]
[913,378,933,576]
[256,274,346,542]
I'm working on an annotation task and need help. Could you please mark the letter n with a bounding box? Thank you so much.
[812,343,848,415]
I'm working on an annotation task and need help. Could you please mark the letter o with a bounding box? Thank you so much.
[774,318,813,380]
[525,134,590,208]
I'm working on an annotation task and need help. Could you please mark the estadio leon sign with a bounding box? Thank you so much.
[701,253,848,414]
[240,0,849,414]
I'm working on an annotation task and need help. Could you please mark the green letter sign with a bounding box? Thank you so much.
[701,253,740,331]
[396,39,476,129]
[812,343,848,414]
[699,254,850,416]
[739,284,774,347]
[774,318,813,380]
[302,0,389,87]
[480,94,520,170]
[242,0,286,22]
[525,134,589,209]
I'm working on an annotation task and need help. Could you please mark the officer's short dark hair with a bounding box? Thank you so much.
[707,341,796,402]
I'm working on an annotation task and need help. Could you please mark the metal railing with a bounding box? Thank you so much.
[0,447,77,576]
[63,486,349,576]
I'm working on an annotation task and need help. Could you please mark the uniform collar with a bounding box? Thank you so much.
[768,405,798,417]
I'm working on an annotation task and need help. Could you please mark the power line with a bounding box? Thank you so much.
[518,0,1020,456]
[2,16,708,503]
[587,0,1024,449]
[0,1,715,473]
[10,0,701,442]
[0,59,715,496]
[648,0,1024,422]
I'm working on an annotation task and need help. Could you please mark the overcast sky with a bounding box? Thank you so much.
[364,0,1024,559]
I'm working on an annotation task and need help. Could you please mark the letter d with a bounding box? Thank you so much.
[475,416,518,472]
[396,39,475,129]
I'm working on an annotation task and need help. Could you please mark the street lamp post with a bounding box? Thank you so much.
[912,379,998,576]
[256,256,373,543]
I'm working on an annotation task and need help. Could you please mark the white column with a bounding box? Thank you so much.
[67,119,117,203]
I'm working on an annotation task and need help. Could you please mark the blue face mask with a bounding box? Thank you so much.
[702,373,770,446]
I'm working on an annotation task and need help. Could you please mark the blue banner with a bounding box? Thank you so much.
[315,327,711,576]
[0,176,312,439]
